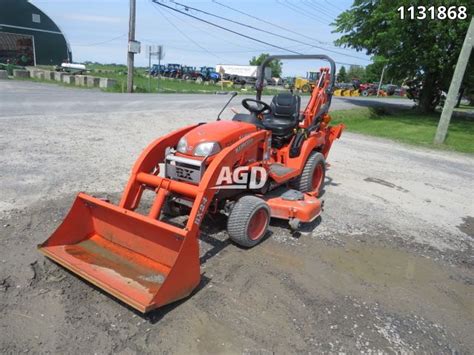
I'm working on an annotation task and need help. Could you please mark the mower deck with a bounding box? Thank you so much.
[264,188,322,223]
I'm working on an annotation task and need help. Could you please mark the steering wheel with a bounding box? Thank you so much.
[242,98,272,115]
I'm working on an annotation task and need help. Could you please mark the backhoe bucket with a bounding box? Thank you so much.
[38,193,200,313]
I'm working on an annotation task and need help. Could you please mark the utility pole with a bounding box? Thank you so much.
[376,65,386,97]
[148,45,152,92]
[434,18,473,144]
[127,0,137,93]
[157,45,163,92]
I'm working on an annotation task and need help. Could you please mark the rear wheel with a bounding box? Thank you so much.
[291,151,326,195]
[301,84,311,93]
[227,196,270,248]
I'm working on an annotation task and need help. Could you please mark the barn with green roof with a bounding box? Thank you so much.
[0,0,71,65]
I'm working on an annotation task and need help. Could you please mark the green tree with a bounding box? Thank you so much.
[364,57,388,83]
[338,66,348,82]
[347,65,365,80]
[460,60,474,106]
[249,53,282,77]
[333,0,472,112]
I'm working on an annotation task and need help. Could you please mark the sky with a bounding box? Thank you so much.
[30,0,371,76]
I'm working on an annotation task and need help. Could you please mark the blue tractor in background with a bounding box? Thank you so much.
[196,66,220,84]
[164,63,182,78]
[149,64,165,77]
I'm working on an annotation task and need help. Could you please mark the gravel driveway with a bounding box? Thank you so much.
[0,81,472,354]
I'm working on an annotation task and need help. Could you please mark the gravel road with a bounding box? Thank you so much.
[0,80,472,354]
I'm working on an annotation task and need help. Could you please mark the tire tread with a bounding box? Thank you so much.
[227,196,270,248]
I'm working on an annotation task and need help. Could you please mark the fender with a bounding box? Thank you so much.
[285,131,326,170]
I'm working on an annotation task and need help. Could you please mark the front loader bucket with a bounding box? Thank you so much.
[38,193,200,313]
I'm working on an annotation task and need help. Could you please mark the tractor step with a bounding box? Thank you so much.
[268,163,297,182]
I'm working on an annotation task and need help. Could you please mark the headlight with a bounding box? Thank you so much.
[194,142,221,157]
[176,137,188,153]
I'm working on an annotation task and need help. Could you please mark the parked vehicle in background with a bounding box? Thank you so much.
[181,66,199,80]
[394,86,407,96]
[333,82,360,96]
[266,77,279,86]
[164,63,182,78]
[216,64,271,85]
[284,77,295,89]
[381,84,397,96]
[358,83,380,96]
[294,71,321,93]
[149,64,165,77]
[197,66,220,84]
[55,62,87,75]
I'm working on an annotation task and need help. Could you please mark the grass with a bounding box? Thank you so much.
[93,71,238,94]
[330,107,474,154]
[92,71,281,95]
[12,63,282,95]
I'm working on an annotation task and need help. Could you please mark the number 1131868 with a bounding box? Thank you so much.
[397,6,468,20]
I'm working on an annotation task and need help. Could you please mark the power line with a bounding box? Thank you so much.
[275,0,329,24]
[168,0,369,62]
[140,41,309,54]
[151,4,222,60]
[150,2,269,53]
[147,1,311,54]
[291,0,335,20]
[151,1,302,55]
[301,0,338,18]
[322,0,346,13]
[151,1,365,67]
[211,0,352,49]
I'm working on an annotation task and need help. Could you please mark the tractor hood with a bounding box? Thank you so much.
[177,121,257,157]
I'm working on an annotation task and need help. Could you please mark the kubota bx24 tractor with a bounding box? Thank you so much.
[39,55,344,313]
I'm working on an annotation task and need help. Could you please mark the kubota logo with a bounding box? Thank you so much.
[212,166,267,190]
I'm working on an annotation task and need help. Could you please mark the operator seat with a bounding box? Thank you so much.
[262,93,301,136]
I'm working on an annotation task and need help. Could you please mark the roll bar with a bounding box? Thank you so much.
[255,54,336,100]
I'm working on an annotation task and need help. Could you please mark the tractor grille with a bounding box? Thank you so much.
[165,154,205,185]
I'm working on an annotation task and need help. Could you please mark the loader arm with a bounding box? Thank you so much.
[39,127,268,313]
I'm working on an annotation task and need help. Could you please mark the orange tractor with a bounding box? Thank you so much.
[39,55,344,313]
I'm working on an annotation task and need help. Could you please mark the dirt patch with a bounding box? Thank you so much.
[364,177,409,193]
[0,195,473,353]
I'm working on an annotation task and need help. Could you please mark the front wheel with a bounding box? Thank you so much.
[227,196,270,248]
[291,151,326,195]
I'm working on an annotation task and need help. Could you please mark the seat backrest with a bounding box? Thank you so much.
[270,93,301,121]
